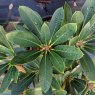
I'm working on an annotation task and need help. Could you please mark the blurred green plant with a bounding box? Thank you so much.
[0,0,95,95]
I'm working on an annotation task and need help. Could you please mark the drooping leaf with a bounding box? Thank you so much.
[80,51,95,81]
[51,23,77,45]
[63,2,72,24]
[11,73,35,95]
[82,0,95,25]
[79,14,95,40]
[49,51,65,73]
[40,23,50,45]
[0,67,13,93]
[39,54,52,93]
[6,30,41,47]
[49,7,64,35]
[19,6,43,37]
[54,45,84,60]
[71,11,84,33]
[12,50,41,65]
[0,63,9,76]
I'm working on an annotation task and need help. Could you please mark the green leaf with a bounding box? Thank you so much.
[25,88,42,95]
[0,26,13,50]
[82,0,95,25]
[42,87,53,95]
[84,35,95,43]
[49,51,65,73]
[49,7,64,35]
[39,54,52,93]
[12,66,19,83]
[0,63,9,76]
[79,15,95,40]
[0,45,14,56]
[11,73,35,95]
[71,11,84,33]
[55,90,67,95]
[63,2,72,24]
[84,43,95,54]
[87,90,95,95]
[51,23,77,45]
[0,67,13,93]
[54,45,84,60]
[19,6,43,37]
[12,50,41,64]
[79,22,90,40]
[69,36,79,46]
[51,77,61,90]
[0,53,7,60]
[71,78,87,93]
[7,30,41,47]
[40,23,50,45]
[65,59,74,68]
[80,51,95,81]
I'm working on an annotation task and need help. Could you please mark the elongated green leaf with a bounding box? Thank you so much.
[11,73,35,95]
[49,7,64,35]
[0,26,13,50]
[82,0,95,25]
[84,44,95,54]
[19,6,43,37]
[0,45,14,56]
[39,54,52,93]
[0,63,9,76]
[51,23,77,45]
[69,36,79,46]
[12,50,41,64]
[40,23,50,45]
[12,66,19,83]
[0,26,10,47]
[71,11,84,33]
[64,2,72,24]
[79,14,95,40]
[42,87,53,95]
[54,45,83,60]
[0,67,13,93]
[71,78,87,93]
[51,77,61,90]
[7,30,41,47]
[0,53,7,60]
[85,35,95,43]
[79,22,90,40]
[49,51,65,73]
[80,51,95,81]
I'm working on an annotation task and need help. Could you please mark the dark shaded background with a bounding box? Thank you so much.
[0,0,85,24]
